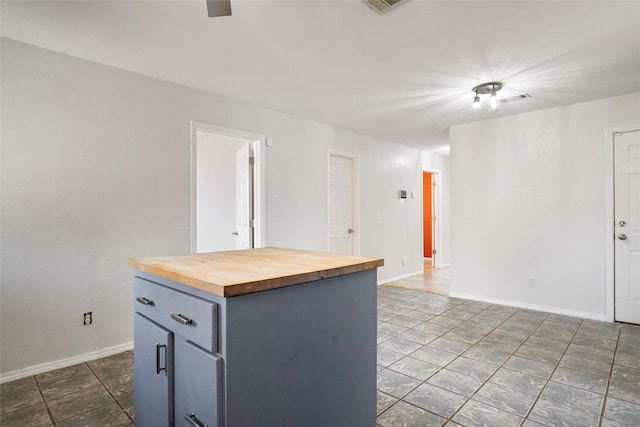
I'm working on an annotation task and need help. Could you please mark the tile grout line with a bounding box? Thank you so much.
[85,359,135,425]
[32,372,58,427]
[597,327,622,427]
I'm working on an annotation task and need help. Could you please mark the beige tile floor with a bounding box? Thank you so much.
[2,263,639,427]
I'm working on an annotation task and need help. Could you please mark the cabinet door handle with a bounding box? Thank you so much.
[185,413,208,427]
[136,297,154,306]
[171,313,193,325]
[155,343,166,374]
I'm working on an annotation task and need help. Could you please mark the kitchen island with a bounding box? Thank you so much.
[129,247,384,427]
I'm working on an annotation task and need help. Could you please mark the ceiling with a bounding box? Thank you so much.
[2,0,639,150]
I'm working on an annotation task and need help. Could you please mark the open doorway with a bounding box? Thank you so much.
[190,121,266,253]
[422,170,441,268]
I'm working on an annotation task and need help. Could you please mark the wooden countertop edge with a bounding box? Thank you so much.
[128,258,384,298]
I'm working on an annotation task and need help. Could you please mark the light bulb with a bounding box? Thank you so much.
[471,95,481,112]
[488,86,499,112]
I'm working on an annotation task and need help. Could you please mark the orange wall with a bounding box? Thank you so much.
[423,172,432,258]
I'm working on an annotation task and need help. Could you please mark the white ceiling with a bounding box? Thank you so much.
[2,0,639,150]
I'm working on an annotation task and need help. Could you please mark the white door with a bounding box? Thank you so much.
[329,155,355,255]
[235,143,252,250]
[614,129,640,324]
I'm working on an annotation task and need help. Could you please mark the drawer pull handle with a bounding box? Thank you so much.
[171,313,193,325]
[136,297,154,306]
[185,413,208,427]
[155,343,166,375]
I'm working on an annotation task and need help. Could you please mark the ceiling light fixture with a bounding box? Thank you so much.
[471,82,503,112]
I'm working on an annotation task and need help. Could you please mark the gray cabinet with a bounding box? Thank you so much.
[132,267,378,427]
[133,278,222,427]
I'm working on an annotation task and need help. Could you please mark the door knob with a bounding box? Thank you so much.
[618,234,628,240]
[232,231,239,236]
[348,228,354,234]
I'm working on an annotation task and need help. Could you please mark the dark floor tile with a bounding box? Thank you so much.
[379,336,424,355]
[0,402,52,427]
[387,315,424,328]
[530,328,575,343]
[540,381,604,415]
[578,320,621,340]
[121,395,135,420]
[475,336,520,354]
[47,384,113,421]
[515,345,563,365]
[452,399,523,427]
[551,366,608,394]
[603,397,640,426]
[503,355,555,379]
[404,382,467,418]
[56,402,131,427]
[0,376,43,416]
[428,337,472,355]
[427,368,483,397]
[377,369,421,398]
[446,357,498,381]
[524,335,570,353]
[560,353,612,377]
[377,347,405,367]
[565,343,614,363]
[614,352,640,370]
[103,374,134,401]
[413,321,453,336]
[377,401,446,427]
[489,367,547,396]
[473,382,535,416]
[87,353,134,383]
[487,328,528,344]
[377,391,398,416]
[397,329,438,345]
[36,363,100,400]
[442,329,483,345]
[378,322,410,338]
[572,334,617,352]
[462,346,510,366]
[529,398,600,427]
[411,345,458,366]
[388,357,439,381]
[608,365,640,403]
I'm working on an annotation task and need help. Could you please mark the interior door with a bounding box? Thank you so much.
[329,155,355,255]
[614,129,640,324]
[423,172,433,259]
[235,142,252,249]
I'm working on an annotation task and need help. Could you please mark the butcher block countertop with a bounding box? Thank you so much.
[128,247,384,297]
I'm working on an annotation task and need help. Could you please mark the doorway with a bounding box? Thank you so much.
[422,170,440,268]
[190,122,266,253]
[329,153,358,255]
[613,129,640,324]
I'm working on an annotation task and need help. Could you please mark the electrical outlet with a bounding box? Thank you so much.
[528,277,536,288]
[83,312,92,326]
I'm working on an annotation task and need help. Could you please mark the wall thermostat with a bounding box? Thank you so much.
[398,190,407,199]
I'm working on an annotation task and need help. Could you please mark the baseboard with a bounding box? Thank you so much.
[378,271,423,286]
[448,291,607,322]
[0,341,134,384]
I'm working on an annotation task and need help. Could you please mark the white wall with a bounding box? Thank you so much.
[0,39,423,378]
[449,92,640,319]
[421,151,451,267]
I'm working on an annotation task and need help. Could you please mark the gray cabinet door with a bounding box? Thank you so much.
[134,313,174,427]
[174,336,223,427]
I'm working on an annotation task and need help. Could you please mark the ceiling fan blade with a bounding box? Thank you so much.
[206,0,232,17]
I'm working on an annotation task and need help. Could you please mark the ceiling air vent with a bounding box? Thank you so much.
[363,0,406,14]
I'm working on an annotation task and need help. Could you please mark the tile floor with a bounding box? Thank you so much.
[1,265,639,427]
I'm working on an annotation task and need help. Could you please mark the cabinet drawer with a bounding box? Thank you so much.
[134,277,218,353]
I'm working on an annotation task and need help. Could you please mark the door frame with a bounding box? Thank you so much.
[327,152,360,255]
[190,121,266,253]
[605,124,640,322]
[422,168,442,268]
